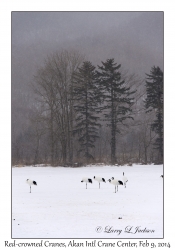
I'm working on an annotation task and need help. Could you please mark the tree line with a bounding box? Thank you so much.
[12,50,163,166]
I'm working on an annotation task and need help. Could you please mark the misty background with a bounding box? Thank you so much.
[12,11,163,166]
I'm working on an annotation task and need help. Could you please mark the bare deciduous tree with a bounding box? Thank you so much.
[32,50,85,165]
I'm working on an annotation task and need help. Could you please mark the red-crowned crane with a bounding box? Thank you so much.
[108,178,123,193]
[81,178,93,189]
[26,179,37,193]
[94,176,106,189]
[122,172,128,188]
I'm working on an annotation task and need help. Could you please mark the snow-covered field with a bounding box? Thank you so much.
[12,164,163,239]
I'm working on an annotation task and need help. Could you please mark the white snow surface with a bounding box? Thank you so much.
[12,164,163,239]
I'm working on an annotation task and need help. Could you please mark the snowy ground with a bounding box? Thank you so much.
[12,164,163,239]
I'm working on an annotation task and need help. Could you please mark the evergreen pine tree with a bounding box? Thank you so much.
[73,61,101,163]
[97,58,135,164]
[145,66,163,162]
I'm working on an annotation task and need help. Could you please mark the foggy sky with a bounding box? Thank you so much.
[12,11,163,94]
[12,12,142,45]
